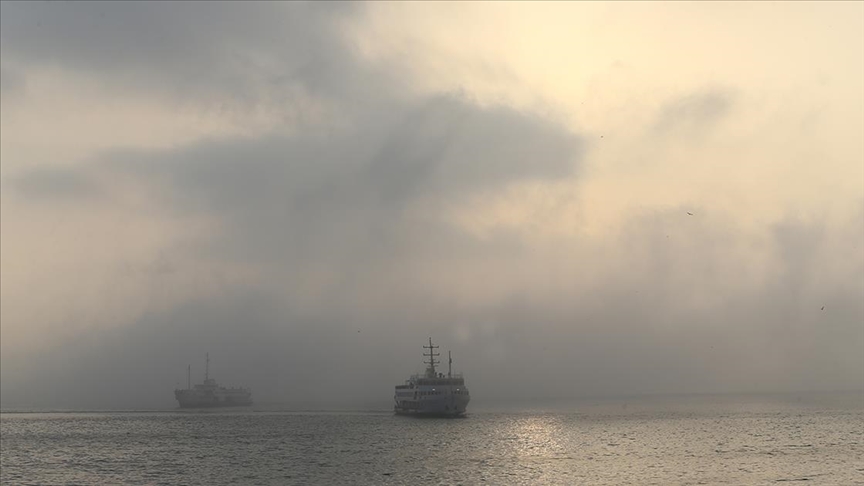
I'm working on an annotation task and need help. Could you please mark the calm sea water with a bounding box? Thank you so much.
[2,394,862,485]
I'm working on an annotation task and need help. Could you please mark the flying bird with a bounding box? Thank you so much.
[687,212,694,216]
[821,306,825,311]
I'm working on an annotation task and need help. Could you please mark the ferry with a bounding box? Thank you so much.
[174,353,252,408]
[394,338,470,417]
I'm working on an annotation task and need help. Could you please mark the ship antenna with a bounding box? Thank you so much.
[423,337,440,377]
[448,351,452,378]
[205,352,209,382]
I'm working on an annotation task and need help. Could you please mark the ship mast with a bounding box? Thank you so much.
[448,351,452,378]
[187,364,191,390]
[205,352,209,382]
[423,338,440,377]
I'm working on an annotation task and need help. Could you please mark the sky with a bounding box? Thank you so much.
[1,2,862,410]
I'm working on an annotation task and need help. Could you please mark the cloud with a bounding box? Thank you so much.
[0,1,385,123]
[1,2,861,411]
[0,3,341,81]
[7,166,102,202]
[0,64,25,98]
[653,88,736,134]
[9,90,582,269]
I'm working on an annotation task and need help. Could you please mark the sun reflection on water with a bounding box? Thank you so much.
[501,415,569,459]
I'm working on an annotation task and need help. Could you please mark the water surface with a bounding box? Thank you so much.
[2,394,862,485]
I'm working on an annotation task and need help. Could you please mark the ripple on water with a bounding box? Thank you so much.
[1,402,862,485]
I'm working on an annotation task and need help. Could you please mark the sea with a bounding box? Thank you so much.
[2,393,862,485]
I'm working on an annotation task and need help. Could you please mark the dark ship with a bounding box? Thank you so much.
[174,354,252,408]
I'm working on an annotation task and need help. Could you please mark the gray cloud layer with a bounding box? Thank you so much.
[0,2,360,100]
